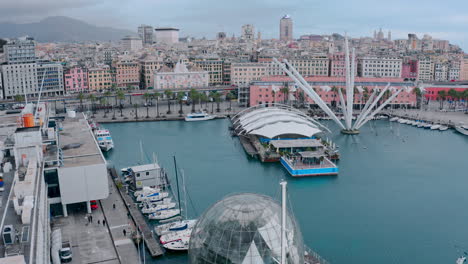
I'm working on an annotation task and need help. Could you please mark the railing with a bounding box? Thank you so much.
[304,246,330,264]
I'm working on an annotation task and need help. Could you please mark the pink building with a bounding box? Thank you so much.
[249,76,416,107]
[401,59,418,80]
[64,67,88,93]
[329,53,357,77]
[424,85,468,100]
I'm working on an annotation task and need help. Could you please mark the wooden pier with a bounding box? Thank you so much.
[108,168,165,257]
[239,135,258,157]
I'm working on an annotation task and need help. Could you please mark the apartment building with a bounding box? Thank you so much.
[115,58,140,88]
[88,65,112,91]
[192,58,224,85]
[358,56,402,78]
[290,55,330,76]
[64,66,88,93]
[417,58,434,82]
[154,61,208,90]
[231,63,267,87]
[329,52,358,77]
[140,56,164,89]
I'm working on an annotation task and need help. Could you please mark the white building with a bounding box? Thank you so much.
[280,15,293,41]
[155,28,179,44]
[1,61,64,99]
[129,163,165,189]
[418,58,434,82]
[4,37,36,64]
[358,56,402,78]
[121,35,143,51]
[241,24,255,41]
[154,60,208,90]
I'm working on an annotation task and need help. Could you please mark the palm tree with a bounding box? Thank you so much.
[189,89,199,113]
[133,103,139,119]
[213,92,221,112]
[463,89,468,112]
[209,91,217,113]
[412,87,422,109]
[153,92,161,118]
[77,93,85,112]
[271,90,276,105]
[103,91,112,113]
[88,94,97,117]
[226,92,235,111]
[100,97,107,117]
[448,88,458,109]
[164,90,173,114]
[200,93,209,111]
[116,90,125,117]
[143,92,151,118]
[437,90,447,110]
[177,92,185,117]
[280,87,289,104]
[14,94,24,103]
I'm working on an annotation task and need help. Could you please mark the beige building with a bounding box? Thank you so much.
[459,56,468,80]
[290,55,330,77]
[140,56,164,89]
[231,63,267,87]
[192,58,224,85]
[114,58,140,89]
[88,65,113,91]
[358,56,402,78]
[417,58,435,82]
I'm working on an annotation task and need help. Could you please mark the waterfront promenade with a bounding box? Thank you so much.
[386,109,467,126]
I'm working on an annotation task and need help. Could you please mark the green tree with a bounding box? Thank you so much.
[116,90,125,117]
[448,88,458,109]
[437,90,447,110]
[164,90,173,114]
[99,97,107,117]
[412,87,422,109]
[177,92,185,117]
[280,86,289,104]
[133,103,139,119]
[153,92,161,118]
[103,91,112,114]
[143,92,152,118]
[226,92,235,111]
[88,94,97,117]
[77,93,85,112]
[189,89,199,113]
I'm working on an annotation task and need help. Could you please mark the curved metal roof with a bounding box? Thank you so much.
[235,107,323,139]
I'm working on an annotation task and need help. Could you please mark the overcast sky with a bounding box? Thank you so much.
[1,0,467,50]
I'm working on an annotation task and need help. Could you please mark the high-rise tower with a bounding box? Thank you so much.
[280,15,293,41]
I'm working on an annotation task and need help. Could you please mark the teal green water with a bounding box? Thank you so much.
[103,119,468,264]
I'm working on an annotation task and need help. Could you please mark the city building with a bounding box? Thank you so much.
[4,37,36,64]
[192,58,224,85]
[154,60,208,90]
[290,55,330,77]
[88,65,112,91]
[114,58,140,89]
[140,56,164,89]
[121,36,143,52]
[241,24,255,41]
[138,24,154,45]
[36,61,64,97]
[417,58,434,82]
[358,56,402,78]
[231,62,267,87]
[401,59,418,81]
[459,56,468,80]
[64,66,89,93]
[329,52,358,77]
[155,28,179,44]
[280,15,293,41]
[249,76,416,107]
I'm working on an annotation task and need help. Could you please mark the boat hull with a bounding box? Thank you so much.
[455,126,468,136]
[184,116,215,121]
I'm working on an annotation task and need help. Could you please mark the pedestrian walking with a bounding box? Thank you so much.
[85,215,89,225]
[123,229,127,237]
[103,219,106,226]
[90,215,93,223]
[113,203,116,209]
[98,220,100,225]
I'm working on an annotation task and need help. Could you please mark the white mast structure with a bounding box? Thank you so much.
[280,180,287,264]
[273,35,403,134]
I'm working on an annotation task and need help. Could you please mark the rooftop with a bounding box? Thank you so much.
[130,163,160,172]
[59,113,105,168]
[270,139,323,149]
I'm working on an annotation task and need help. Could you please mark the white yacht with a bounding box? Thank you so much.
[141,202,176,214]
[455,125,468,136]
[184,111,215,121]
[439,125,449,131]
[162,237,190,251]
[94,129,114,151]
[389,117,399,122]
[136,192,169,202]
[159,228,192,244]
[155,219,197,236]
[148,209,181,220]
[138,198,172,208]
[430,124,441,130]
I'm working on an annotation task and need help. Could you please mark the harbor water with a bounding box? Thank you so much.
[103,118,468,264]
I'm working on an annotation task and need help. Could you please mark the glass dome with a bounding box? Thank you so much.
[189,193,304,264]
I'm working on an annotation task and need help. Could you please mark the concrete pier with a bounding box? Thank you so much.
[109,168,165,257]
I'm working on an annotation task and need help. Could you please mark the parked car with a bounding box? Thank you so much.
[90,200,98,210]
[60,241,73,263]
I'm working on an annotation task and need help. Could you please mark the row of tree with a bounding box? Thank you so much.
[436,89,468,110]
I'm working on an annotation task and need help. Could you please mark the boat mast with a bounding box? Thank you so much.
[280,180,287,264]
[173,156,182,214]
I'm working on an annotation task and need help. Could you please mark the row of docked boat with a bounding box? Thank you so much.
[390,117,449,131]
[314,114,388,121]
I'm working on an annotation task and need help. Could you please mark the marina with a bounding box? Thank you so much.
[103,118,468,264]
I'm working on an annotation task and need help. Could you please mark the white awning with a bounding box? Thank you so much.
[250,122,322,139]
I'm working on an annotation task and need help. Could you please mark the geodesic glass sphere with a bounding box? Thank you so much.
[189,193,304,264]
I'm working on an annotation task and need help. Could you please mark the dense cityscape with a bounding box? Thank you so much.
[0,5,467,264]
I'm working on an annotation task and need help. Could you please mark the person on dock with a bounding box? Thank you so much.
[98,220,100,225]
[123,229,127,237]
[113,203,116,209]
[103,219,106,226]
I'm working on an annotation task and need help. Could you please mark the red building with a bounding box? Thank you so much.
[423,85,468,100]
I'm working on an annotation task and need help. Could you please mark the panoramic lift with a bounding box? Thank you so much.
[273,36,403,134]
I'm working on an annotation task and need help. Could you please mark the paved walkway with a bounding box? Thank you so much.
[56,207,119,264]
[386,109,468,126]
[100,174,140,264]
